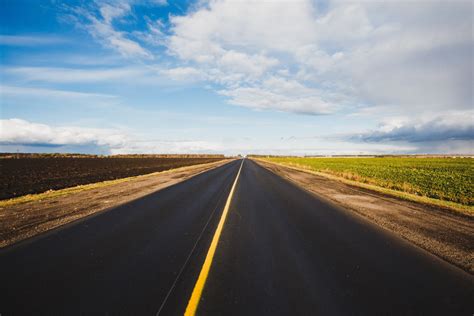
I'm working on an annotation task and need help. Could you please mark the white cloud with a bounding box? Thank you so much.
[164,0,472,116]
[0,119,222,154]
[0,35,69,46]
[72,1,153,59]
[76,0,168,57]
[133,18,167,47]
[62,0,471,117]
[0,85,117,100]
[352,111,474,143]
[0,119,128,148]
[0,85,120,108]
[99,2,130,24]
[4,66,152,83]
[57,0,472,119]
[300,1,473,113]
[3,113,470,155]
[149,0,167,5]
[219,86,333,115]
[114,139,223,155]
[165,0,333,114]
[217,51,278,78]
[159,67,204,81]
[168,0,318,54]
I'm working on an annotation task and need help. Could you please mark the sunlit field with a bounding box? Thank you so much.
[264,157,473,205]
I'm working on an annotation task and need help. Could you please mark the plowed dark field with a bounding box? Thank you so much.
[0,157,224,200]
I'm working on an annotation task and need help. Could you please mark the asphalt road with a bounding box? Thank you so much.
[1,159,473,315]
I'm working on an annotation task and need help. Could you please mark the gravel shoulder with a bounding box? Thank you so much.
[0,159,233,248]
[255,159,474,274]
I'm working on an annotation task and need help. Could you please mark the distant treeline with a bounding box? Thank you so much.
[247,155,297,158]
[247,154,473,158]
[0,153,226,159]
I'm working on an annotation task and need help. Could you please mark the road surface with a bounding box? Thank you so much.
[1,159,473,315]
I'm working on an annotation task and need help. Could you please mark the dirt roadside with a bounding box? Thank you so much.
[254,159,474,274]
[0,159,233,248]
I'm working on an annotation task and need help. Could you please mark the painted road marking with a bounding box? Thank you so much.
[184,159,244,316]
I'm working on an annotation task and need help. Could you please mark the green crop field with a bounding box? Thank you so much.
[263,157,473,206]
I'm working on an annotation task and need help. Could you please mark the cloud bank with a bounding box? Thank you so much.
[0,119,128,149]
[0,119,221,154]
[352,112,474,143]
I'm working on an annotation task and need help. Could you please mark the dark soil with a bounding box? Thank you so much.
[0,157,224,200]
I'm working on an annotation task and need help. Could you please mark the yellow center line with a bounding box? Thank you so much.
[184,159,244,316]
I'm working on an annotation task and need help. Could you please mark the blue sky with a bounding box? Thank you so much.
[0,0,472,155]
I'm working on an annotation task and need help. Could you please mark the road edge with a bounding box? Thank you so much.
[252,158,474,275]
[0,159,236,249]
[253,158,473,217]
[0,159,232,208]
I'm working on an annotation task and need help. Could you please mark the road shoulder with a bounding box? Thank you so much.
[253,159,474,274]
[0,159,233,248]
